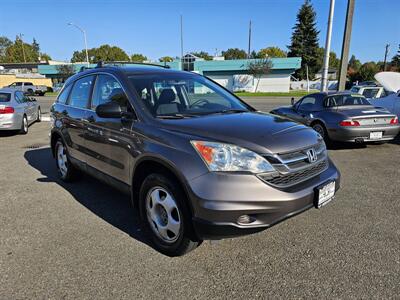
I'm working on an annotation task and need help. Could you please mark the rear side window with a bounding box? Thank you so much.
[57,84,72,104]
[68,76,94,108]
[0,93,11,102]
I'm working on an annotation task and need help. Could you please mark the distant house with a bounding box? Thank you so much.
[315,68,337,80]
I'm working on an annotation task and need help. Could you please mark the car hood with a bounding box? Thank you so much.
[374,72,400,92]
[334,105,394,118]
[159,112,321,154]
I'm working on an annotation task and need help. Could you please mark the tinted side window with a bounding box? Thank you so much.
[69,76,94,108]
[91,74,128,111]
[298,96,317,111]
[57,84,72,104]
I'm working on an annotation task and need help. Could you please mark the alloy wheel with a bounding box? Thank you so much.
[57,143,68,177]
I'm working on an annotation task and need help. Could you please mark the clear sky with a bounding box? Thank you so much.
[1,0,399,63]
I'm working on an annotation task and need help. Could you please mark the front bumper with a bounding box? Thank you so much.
[187,158,340,240]
[327,124,400,142]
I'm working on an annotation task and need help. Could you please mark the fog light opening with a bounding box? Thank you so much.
[237,214,256,225]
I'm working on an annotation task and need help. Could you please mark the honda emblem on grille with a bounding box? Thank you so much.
[306,148,318,163]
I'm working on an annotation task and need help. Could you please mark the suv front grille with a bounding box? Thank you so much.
[259,141,328,188]
[258,159,328,188]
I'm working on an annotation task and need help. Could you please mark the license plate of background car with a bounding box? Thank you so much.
[369,131,383,139]
[316,181,335,208]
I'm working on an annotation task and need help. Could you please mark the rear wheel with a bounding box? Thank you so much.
[312,122,330,143]
[139,173,201,256]
[55,139,80,182]
[20,115,28,135]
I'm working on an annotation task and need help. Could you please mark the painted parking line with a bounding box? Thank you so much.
[41,116,51,122]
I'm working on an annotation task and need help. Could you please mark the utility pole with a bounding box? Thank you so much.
[180,15,184,70]
[383,44,390,71]
[247,20,252,58]
[19,33,26,63]
[321,0,335,92]
[338,0,355,91]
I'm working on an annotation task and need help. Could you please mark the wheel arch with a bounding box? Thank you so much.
[131,156,195,215]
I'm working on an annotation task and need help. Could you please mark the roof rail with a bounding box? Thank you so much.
[95,61,170,69]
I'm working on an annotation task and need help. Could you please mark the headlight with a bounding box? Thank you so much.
[191,141,275,173]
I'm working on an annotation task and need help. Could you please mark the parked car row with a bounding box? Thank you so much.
[2,64,399,256]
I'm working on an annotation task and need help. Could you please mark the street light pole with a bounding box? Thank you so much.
[68,22,89,67]
[321,0,335,92]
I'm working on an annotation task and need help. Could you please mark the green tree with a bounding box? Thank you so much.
[315,47,340,73]
[191,51,213,60]
[71,44,129,63]
[247,59,272,92]
[39,53,52,62]
[159,56,174,62]
[222,48,247,60]
[348,55,362,71]
[4,36,40,63]
[351,62,379,82]
[391,44,400,69]
[130,53,147,62]
[56,64,75,80]
[258,46,287,58]
[0,36,12,59]
[288,0,320,79]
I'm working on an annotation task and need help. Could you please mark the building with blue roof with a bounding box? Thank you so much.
[38,56,301,92]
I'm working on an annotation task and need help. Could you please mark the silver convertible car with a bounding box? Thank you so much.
[271,92,400,143]
[0,88,41,134]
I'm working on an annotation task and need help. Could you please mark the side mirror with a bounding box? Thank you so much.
[291,97,295,105]
[96,102,122,118]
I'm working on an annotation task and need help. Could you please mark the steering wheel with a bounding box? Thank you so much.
[189,98,210,108]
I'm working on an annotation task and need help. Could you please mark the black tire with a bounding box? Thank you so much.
[27,89,34,95]
[139,173,201,256]
[54,139,80,182]
[36,107,42,122]
[19,115,28,135]
[39,92,45,96]
[312,122,330,143]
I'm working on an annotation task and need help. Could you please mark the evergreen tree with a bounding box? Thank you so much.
[391,44,400,69]
[288,0,320,80]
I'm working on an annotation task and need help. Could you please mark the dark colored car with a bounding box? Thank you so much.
[271,92,400,143]
[50,64,340,256]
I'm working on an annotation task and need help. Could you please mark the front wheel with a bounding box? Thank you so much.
[20,115,28,135]
[139,173,201,256]
[55,139,80,182]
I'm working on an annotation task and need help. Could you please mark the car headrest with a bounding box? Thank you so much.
[158,89,176,105]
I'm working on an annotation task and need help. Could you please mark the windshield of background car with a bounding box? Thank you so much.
[326,94,371,107]
[128,73,250,117]
[0,93,11,102]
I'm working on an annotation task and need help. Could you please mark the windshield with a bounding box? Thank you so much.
[128,73,250,117]
[0,93,11,102]
[326,94,371,107]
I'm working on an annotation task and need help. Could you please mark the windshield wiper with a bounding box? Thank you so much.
[156,113,198,119]
[211,109,248,115]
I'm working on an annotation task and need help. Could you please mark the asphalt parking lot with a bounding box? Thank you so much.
[1,96,399,299]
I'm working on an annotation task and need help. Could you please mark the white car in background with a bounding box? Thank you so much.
[369,72,400,118]
[349,85,390,100]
